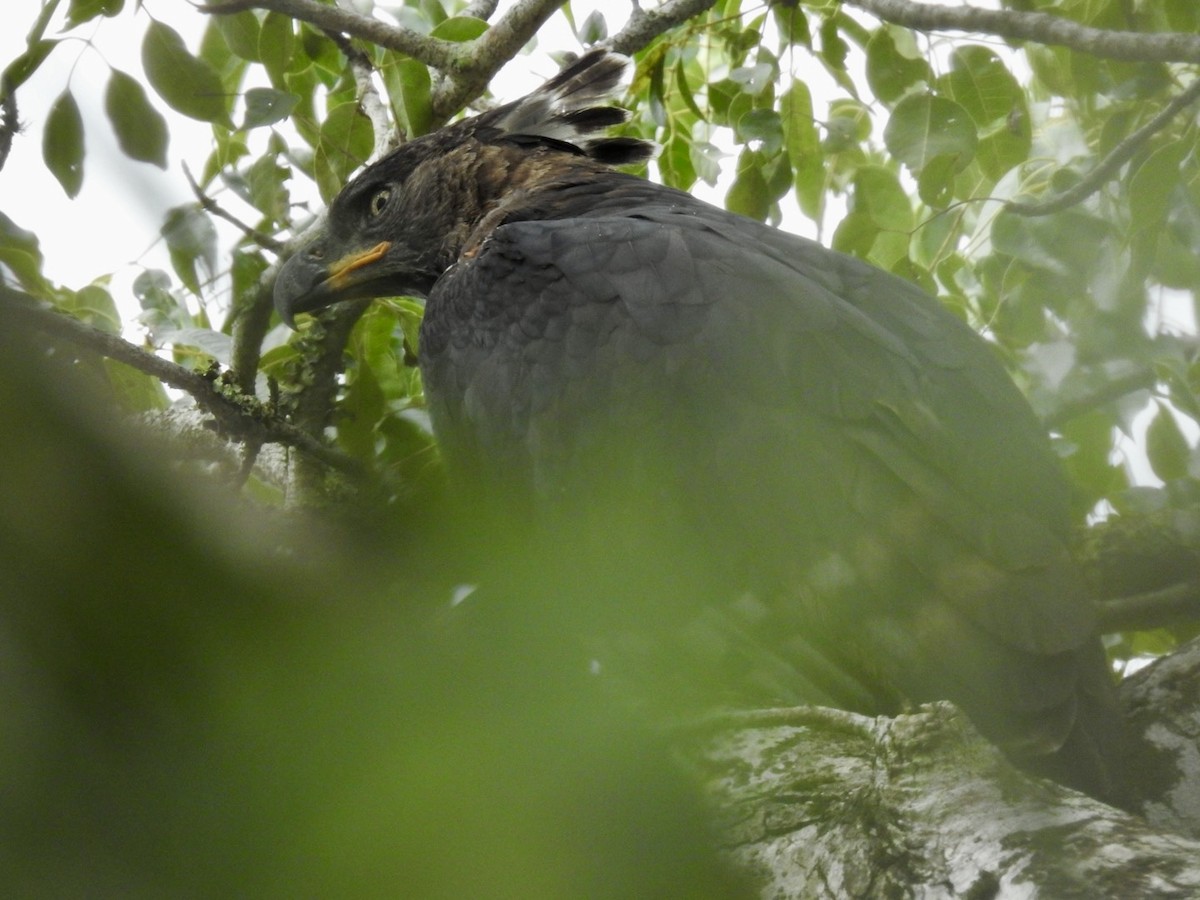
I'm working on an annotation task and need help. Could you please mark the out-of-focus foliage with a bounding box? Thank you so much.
[2,0,1200,882]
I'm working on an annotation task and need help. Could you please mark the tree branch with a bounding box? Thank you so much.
[842,0,1200,64]
[323,28,397,156]
[1042,367,1157,429]
[1,288,363,478]
[184,164,285,253]
[0,81,16,175]
[1098,581,1200,633]
[1007,78,1200,217]
[199,0,467,72]
[428,0,566,122]
[608,0,721,56]
[463,0,500,21]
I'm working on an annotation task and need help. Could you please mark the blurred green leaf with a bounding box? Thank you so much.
[67,0,122,26]
[43,90,85,198]
[725,150,769,221]
[161,207,218,296]
[577,10,607,45]
[1129,140,1189,235]
[865,26,929,103]
[315,101,375,201]
[62,283,120,332]
[1146,403,1191,482]
[780,80,822,219]
[382,56,432,138]
[241,87,298,130]
[142,21,230,125]
[430,16,488,42]
[259,11,295,77]
[216,10,262,62]
[884,94,977,174]
[105,69,169,168]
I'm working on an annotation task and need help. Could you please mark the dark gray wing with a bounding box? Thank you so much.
[419,206,1119,793]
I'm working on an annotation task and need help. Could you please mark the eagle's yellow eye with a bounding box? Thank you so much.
[369,188,390,217]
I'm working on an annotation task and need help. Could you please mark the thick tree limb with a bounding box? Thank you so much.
[427,0,565,121]
[608,0,721,57]
[843,0,1200,64]
[0,289,362,478]
[694,698,1200,896]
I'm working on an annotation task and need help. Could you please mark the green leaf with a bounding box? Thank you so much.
[103,359,170,412]
[577,10,607,45]
[1146,402,1191,482]
[0,212,49,294]
[315,102,374,201]
[942,46,1022,126]
[67,0,123,26]
[854,165,912,233]
[216,10,262,62]
[831,211,878,259]
[62,283,121,332]
[241,87,298,130]
[104,69,169,168]
[659,134,697,192]
[161,207,218,295]
[1129,140,1189,235]
[725,150,769,221]
[384,57,432,138]
[852,166,911,267]
[245,154,289,221]
[429,16,488,42]
[916,153,959,208]
[865,26,929,103]
[780,81,822,219]
[158,327,233,366]
[673,58,705,120]
[259,12,295,78]
[883,94,976,175]
[43,90,85,198]
[142,21,230,125]
[737,109,783,155]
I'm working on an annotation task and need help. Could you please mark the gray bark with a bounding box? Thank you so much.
[693,640,1200,898]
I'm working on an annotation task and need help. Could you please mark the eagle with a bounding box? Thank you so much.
[275,51,1124,802]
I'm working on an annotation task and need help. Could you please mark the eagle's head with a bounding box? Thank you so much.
[273,50,652,326]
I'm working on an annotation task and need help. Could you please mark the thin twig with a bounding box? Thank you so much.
[1007,79,1200,217]
[183,164,286,253]
[1,288,363,478]
[843,0,1200,64]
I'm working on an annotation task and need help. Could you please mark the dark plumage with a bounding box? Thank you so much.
[275,51,1125,801]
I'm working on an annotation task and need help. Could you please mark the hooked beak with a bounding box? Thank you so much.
[274,240,393,328]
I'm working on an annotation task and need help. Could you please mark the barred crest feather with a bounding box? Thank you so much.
[490,50,653,166]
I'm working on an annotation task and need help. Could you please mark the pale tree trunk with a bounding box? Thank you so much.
[694,639,1200,898]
